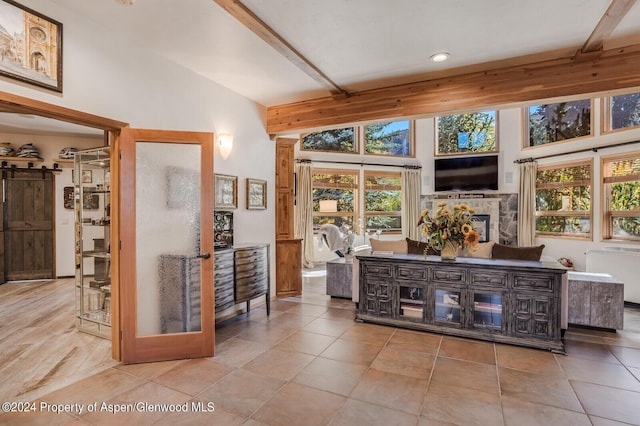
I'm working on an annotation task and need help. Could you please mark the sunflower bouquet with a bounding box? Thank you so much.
[417,202,480,258]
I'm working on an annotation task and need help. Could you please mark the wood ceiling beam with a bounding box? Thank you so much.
[266,45,640,135]
[582,0,637,53]
[212,0,347,96]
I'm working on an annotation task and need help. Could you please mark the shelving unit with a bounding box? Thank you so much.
[75,147,111,339]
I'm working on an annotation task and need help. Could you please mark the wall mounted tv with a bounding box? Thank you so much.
[434,155,499,192]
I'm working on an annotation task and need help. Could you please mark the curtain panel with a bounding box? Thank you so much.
[294,162,315,268]
[517,161,537,246]
[402,168,422,240]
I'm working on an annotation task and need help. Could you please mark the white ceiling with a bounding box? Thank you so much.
[2,0,640,134]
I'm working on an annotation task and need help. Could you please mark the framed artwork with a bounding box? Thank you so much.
[214,174,237,209]
[63,186,74,209]
[0,0,63,92]
[246,178,267,210]
[81,170,92,183]
[472,214,490,243]
[83,193,99,210]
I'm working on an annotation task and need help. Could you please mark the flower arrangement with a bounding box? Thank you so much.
[417,202,480,258]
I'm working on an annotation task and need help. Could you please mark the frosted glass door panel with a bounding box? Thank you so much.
[135,142,201,336]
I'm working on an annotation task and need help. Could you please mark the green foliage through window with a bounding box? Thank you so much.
[603,155,640,240]
[528,100,591,146]
[364,121,412,156]
[301,127,356,152]
[535,162,591,237]
[436,111,496,155]
[364,173,401,230]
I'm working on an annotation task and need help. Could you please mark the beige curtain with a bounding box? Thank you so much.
[402,167,422,240]
[294,162,315,268]
[517,161,537,246]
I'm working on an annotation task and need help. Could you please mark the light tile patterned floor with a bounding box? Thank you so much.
[1,270,640,425]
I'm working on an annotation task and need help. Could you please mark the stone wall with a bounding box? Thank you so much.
[421,193,518,245]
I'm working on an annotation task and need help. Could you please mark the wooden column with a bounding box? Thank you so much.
[275,138,302,296]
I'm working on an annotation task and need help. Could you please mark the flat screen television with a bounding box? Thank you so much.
[434,155,499,192]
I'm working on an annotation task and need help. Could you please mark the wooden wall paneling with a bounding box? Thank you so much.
[275,137,302,296]
[275,239,302,296]
[266,46,640,135]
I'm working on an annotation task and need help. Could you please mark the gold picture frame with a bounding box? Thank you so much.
[246,178,267,210]
[214,174,237,209]
[0,0,63,92]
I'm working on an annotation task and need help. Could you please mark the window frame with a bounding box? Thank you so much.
[363,170,402,234]
[601,151,640,241]
[300,126,359,154]
[311,168,359,232]
[523,98,594,150]
[601,91,640,135]
[534,159,593,240]
[363,120,416,158]
[434,109,499,157]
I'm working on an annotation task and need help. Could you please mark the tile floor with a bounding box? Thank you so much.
[2,270,640,425]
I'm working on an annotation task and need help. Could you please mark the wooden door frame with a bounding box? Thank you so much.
[0,90,127,360]
[119,128,214,364]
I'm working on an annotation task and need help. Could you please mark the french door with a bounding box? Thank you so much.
[119,128,214,363]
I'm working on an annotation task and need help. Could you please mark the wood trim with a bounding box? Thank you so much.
[212,0,346,96]
[109,130,122,360]
[0,90,127,131]
[581,0,637,53]
[267,45,640,135]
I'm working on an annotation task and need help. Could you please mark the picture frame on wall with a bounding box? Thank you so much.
[81,169,92,183]
[0,0,63,92]
[214,174,237,209]
[83,193,99,210]
[246,178,267,210]
[63,186,74,209]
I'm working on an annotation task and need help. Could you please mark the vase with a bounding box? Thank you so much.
[440,241,458,262]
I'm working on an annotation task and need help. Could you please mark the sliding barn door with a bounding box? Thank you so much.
[2,169,54,281]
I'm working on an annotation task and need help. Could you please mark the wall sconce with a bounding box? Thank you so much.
[319,200,338,212]
[218,133,233,160]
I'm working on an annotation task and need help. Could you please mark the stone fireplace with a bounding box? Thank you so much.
[421,194,518,245]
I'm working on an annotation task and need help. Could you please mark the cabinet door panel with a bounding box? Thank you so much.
[590,283,624,329]
[567,280,590,325]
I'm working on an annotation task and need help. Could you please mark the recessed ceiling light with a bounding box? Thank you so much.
[430,52,450,63]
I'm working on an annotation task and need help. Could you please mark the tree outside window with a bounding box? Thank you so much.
[535,161,592,238]
[364,171,401,232]
[436,111,497,156]
[602,153,640,240]
[364,120,413,157]
[527,99,592,147]
[301,127,357,153]
[312,170,358,230]
[606,92,640,132]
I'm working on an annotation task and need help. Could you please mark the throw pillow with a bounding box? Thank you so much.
[491,243,545,261]
[370,238,408,254]
[406,238,439,255]
[461,241,495,259]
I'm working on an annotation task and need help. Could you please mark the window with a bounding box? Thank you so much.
[604,91,640,132]
[312,169,358,229]
[364,171,402,232]
[526,99,592,147]
[436,111,497,156]
[301,127,357,153]
[364,120,413,157]
[602,152,640,241]
[535,161,592,238]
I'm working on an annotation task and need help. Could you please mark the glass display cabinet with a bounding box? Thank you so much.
[75,147,111,339]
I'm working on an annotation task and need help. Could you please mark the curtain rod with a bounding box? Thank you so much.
[514,139,640,163]
[296,159,421,169]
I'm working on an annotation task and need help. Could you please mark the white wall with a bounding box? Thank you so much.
[0,1,275,309]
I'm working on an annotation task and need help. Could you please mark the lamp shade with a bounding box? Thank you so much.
[218,133,233,160]
[319,200,338,212]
